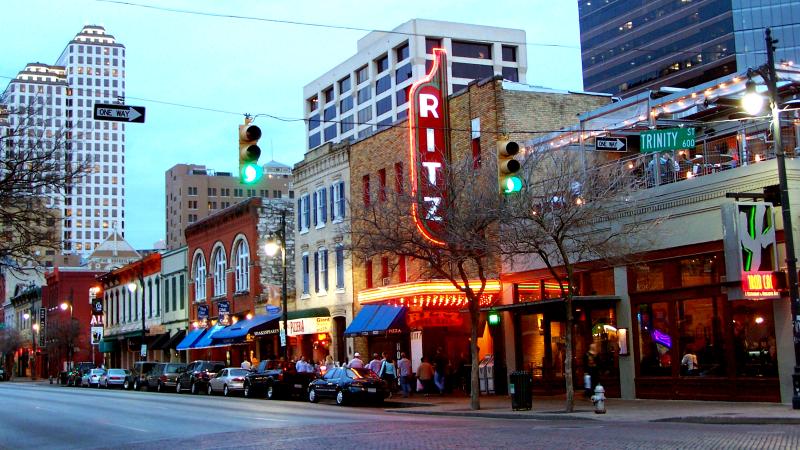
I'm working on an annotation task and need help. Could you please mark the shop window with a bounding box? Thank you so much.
[678,298,725,376]
[520,313,546,376]
[637,302,672,376]
[632,263,665,292]
[582,269,615,295]
[731,300,777,377]
[679,255,719,287]
[517,282,542,303]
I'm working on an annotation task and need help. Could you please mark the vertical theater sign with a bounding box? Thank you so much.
[408,48,451,246]
[722,201,781,299]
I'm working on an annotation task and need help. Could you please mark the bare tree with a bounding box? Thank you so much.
[501,149,657,412]
[45,316,80,374]
[0,327,22,377]
[0,102,89,272]
[348,156,502,410]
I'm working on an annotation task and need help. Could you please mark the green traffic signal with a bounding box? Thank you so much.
[488,310,500,325]
[503,175,522,194]
[241,162,263,184]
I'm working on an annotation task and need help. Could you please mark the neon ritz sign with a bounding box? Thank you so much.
[408,48,451,246]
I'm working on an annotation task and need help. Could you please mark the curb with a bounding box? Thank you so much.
[386,409,598,421]
[654,416,800,425]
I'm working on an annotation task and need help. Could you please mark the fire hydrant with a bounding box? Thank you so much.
[591,384,606,414]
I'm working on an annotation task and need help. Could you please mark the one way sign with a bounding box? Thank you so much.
[595,136,627,152]
[93,103,146,123]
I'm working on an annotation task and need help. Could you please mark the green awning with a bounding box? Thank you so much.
[99,340,119,353]
[288,307,330,320]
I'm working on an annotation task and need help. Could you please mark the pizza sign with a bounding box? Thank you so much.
[408,48,451,246]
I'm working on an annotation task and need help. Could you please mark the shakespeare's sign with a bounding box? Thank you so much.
[409,48,451,246]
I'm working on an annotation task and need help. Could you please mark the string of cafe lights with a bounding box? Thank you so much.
[93,0,772,58]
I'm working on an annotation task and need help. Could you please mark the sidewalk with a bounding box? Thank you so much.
[2,376,50,383]
[384,393,800,424]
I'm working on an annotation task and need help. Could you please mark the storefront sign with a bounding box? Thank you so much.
[91,326,103,345]
[252,328,279,337]
[394,293,496,308]
[407,311,463,329]
[198,304,209,328]
[38,307,46,347]
[742,271,780,298]
[218,301,231,326]
[408,47,451,246]
[640,127,695,153]
[287,316,331,337]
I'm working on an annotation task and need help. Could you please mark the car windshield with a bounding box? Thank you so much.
[108,369,127,375]
[229,369,248,377]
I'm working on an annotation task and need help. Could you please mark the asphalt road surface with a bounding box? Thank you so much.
[1,382,799,449]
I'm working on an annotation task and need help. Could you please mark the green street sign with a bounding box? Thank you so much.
[640,127,695,153]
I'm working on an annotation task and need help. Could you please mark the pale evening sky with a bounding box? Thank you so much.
[0,0,584,249]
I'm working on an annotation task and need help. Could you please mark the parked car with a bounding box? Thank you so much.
[145,362,187,392]
[100,368,130,389]
[0,367,5,381]
[243,359,317,400]
[67,363,95,387]
[207,367,249,397]
[125,361,158,391]
[308,367,389,406]
[81,368,106,388]
[176,360,225,395]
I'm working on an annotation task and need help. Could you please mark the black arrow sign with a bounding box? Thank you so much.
[595,137,627,152]
[93,103,146,123]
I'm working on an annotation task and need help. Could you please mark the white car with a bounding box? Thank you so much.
[81,369,106,388]
[100,368,130,389]
[207,368,249,397]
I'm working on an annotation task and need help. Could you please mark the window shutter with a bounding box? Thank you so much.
[329,185,335,221]
[312,192,318,226]
[297,198,302,231]
[304,197,311,229]
[339,181,346,218]
[321,189,327,224]
[323,249,329,290]
[314,252,319,293]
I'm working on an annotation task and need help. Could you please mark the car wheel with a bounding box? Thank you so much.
[208,384,213,395]
[96,382,101,388]
[123,379,130,390]
[133,380,140,391]
[157,382,163,393]
[308,388,318,403]
[243,383,251,398]
[191,382,197,395]
[336,390,346,406]
[223,385,230,397]
[266,384,275,400]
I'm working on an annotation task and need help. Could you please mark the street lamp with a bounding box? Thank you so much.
[742,28,800,409]
[265,209,288,360]
[60,300,74,371]
[127,273,147,361]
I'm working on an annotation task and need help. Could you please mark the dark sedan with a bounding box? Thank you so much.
[243,360,317,400]
[176,360,225,395]
[308,367,389,406]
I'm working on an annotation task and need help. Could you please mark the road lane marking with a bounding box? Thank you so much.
[247,417,289,422]
[100,422,150,433]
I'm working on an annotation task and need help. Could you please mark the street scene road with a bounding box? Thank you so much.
[2,383,799,450]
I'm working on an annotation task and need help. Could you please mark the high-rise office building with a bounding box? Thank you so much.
[579,0,800,96]
[1,25,126,255]
[303,19,527,150]
[165,162,293,250]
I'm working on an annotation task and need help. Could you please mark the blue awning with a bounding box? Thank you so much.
[211,311,281,344]
[344,305,406,337]
[192,324,225,349]
[176,328,206,351]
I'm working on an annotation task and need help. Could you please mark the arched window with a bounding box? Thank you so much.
[193,253,206,301]
[212,246,227,297]
[234,239,250,292]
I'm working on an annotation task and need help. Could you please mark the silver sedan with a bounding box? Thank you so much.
[207,368,249,397]
[100,368,130,388]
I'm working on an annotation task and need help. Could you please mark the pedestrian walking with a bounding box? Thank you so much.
[368,353,382,374]
[379,355,397,398]
[397,352,412,398]
[417,356,435,397]
[348,352,364,369]
[433,347,449,394]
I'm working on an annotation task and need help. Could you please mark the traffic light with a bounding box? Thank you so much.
[497,139,522,194]
[488,310,500,326]
[239,118,263,185]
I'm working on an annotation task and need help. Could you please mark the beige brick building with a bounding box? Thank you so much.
[165,163,292,250]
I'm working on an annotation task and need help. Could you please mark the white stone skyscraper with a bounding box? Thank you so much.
[1,25,126,255]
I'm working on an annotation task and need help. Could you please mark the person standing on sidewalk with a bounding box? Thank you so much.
[368,353,382,375]
[397,352,412,398]
[348,352,364,369]
[433,348,448,395]
[379,355,397,398]
[417,356,435,397]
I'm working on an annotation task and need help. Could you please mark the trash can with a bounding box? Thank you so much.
[509,371,533,410]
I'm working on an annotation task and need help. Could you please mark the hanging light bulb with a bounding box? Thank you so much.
[742,78,765,115]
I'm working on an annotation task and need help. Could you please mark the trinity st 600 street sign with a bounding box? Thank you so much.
[93,104,146,123]
[595,137,627,152]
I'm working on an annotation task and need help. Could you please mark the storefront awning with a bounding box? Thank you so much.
[288,307,330,320]
[344,305,406,337]
[212,311,281,344]
[176,328,206,351]
[191,324,225,349]
[149,333,171,350]
[98,339,118,353]
[161,330,186,350]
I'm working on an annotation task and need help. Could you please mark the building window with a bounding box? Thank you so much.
[307,95,318,112]
[395,63,412,84]
[339,75,351,93]
[340,96,353,114]
[375,54,389,73]
[340,115,354,134]
[324,124,337,142]
[425,38,442,54]
[502,67,519,82]
[396,86,410,106]
[333,181,346,220]
[179,275,185,310]
[336,244,345,289]
[357,106,372,124]
[378,168,387,202]
[308,113,320,130]
[365,258,373,289]
[398,255,407,283]
[502,45,517,62]
[193,253,206,301]
[356,65,369,84]
[323,86,334,103]
[309,132,321,149]
[299,194,311,232]
[212,247,227,297]
[234,239,250,292]
[171,277,177,313]
[357,86,371,104]
[376,96,392,116]
[302,253,310,295]
[315,187,328,227]
[396,42,410,62]
[319,247,329,292]
[452,62,494,79]
[376,75,391,96]
[452,41,492,59]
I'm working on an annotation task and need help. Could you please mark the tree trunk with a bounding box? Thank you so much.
[469,293,481,410]
[564,293,574,412]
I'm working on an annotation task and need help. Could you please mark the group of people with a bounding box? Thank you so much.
[348,347,463,398]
